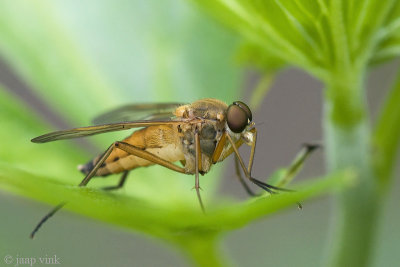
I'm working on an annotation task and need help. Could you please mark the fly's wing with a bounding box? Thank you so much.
[31,120,183,143]
[92,103,184,125]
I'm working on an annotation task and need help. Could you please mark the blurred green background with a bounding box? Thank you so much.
[0,1,399,266]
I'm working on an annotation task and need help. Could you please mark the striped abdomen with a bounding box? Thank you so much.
[79,125,185,177]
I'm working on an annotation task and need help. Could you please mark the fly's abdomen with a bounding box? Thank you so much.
[78,125,185,177]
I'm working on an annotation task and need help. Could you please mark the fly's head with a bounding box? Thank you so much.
[226,101,255,144]
[226,101,252,133]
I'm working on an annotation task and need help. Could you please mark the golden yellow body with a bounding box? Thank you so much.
[96,125,183,176]
[81,98,237,177]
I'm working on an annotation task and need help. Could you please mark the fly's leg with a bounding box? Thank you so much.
[212,129,259,196]
[235,132,319,197]
[225,133,292,194]
[79,143,117,186]
[235,128,258,196]
[194,129,205,213]
[226,133,320,209]
[30,142,118,239]
[102,171,130,191]
[234,157,258,196]
[113,142,186,173]
[112,142,204,211]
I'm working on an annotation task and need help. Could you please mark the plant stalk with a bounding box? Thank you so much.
[323,73,382,267]
[175,233,229,267]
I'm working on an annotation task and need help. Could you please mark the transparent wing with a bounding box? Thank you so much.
[31,120,183,143]
[92,103,184,125]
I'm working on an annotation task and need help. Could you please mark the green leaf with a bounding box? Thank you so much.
[373,67,400,186]
[0,162,355,238]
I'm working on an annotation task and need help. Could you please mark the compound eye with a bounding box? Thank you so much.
[227,101,252,133]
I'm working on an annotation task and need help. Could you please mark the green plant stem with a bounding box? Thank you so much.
[249,72,275,110]
[324,74,381,267]
[175,234,229,267]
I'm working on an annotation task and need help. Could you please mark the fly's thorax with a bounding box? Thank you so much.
[180,120,224,174]
[174,98,228,121]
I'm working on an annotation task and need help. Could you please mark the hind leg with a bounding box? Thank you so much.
[102,171,130,191]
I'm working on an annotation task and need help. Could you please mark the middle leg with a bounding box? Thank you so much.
[102,171,130,191]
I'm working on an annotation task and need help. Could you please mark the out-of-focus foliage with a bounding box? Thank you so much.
[193,0,400,78]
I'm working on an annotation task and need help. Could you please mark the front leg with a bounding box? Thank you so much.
[212,129,259,196]
[225,133,290,194]
[194,129,205,213]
